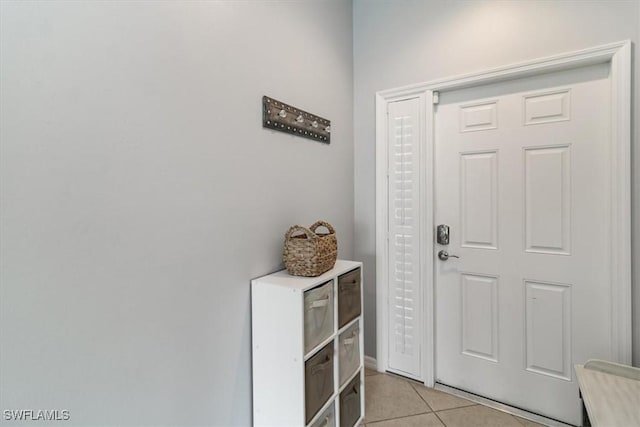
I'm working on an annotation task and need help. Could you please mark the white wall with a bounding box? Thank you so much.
[0,1,353,425]
[353,0,640,365]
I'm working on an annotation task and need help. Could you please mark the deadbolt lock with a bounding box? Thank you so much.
[437,224,450,245]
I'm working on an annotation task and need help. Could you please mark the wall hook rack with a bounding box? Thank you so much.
[262,96,331,144]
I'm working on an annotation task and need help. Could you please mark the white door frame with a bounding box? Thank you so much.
[375,40,632,386]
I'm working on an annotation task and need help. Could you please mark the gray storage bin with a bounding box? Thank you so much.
[309,401,335,427]
[339,372,361,427]
[305,342,334,424]
[304,280,334,354]
[339,322,360,386]
[338,268,361,328]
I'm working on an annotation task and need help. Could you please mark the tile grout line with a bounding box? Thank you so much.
[435,405,480,415]
[409,380,478,412]
[364,372,432,425]
[434,402,544,427]
[365,409,432,426]
[433,410,448,427]
[434,404,543,427]
[366,371,544,427]
[408,381,435,413]
[407,379,454,427]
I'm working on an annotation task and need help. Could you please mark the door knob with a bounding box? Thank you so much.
[438,250,460,261]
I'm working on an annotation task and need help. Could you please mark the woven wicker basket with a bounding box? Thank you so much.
[283,220,338,277]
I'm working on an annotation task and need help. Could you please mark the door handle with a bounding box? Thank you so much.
[438,250,460,261]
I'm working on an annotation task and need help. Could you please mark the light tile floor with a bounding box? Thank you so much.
[364,368,546,427]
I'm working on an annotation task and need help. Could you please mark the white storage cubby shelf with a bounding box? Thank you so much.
[251,260,364,427]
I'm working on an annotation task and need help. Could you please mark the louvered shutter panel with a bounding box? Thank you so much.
[387,98,421,378]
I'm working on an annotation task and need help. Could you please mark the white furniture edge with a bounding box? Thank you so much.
[375,40,633,387]
[252,260,364,427]
[575,361,640,427]
[582,358,640,380]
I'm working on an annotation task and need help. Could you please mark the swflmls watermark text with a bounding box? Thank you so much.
[3,409,70,421]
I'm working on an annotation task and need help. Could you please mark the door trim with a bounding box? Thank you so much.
[375,40,632,386]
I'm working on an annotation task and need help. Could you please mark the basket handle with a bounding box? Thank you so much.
[309,220,335,235]
[285,225,317,240]
[310,298,330,309]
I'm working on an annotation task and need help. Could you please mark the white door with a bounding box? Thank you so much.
[387,98,422,380]
[435,63,612,425]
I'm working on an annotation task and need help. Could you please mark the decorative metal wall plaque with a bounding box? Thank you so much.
[262,96,330,144]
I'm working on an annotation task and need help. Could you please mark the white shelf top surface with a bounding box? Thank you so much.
[252,260,362,290]
[575,363,640,427]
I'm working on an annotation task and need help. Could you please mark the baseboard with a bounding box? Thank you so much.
[364,355,377,371]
